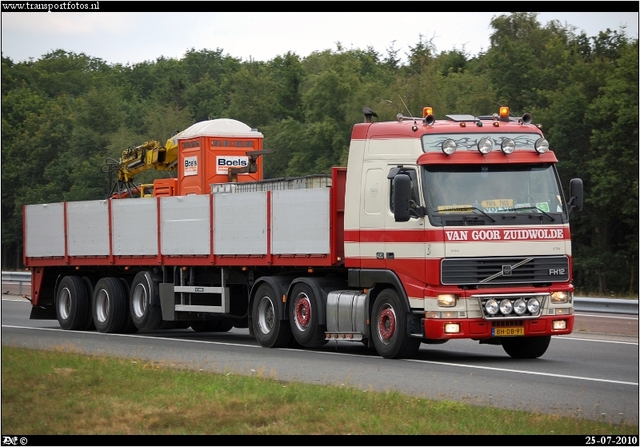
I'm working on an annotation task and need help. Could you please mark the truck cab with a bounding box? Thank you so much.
[343,107,583,358]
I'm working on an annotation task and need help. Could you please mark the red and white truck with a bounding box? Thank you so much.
[23,106,584,359]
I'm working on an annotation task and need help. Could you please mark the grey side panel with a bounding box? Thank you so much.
[67,200,110,256]
[112,199,158,256]
[161,195,210,255]
[214,191,267,255]
[271,188,330,255]
[25,203,65,257]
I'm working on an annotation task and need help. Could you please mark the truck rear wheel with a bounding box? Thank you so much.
[93,277,130,333]
[289,283,327,348]
[501,335,551,359]
[371,289,420,359]
[130,271,162,331]
[56,276,90,330]
[252,283,292,348]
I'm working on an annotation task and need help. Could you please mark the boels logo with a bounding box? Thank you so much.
[183,156,198,176]
[216,156,249,174]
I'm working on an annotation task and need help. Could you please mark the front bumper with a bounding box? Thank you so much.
[423,314,574,340]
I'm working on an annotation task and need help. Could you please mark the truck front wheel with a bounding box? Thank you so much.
[289,283,327,348]
[371,289,420,359]
[56,276,90,330]
[252,283,292,348]
[130,271,162,331]
[93,277,130,333]
[501,336,551,359]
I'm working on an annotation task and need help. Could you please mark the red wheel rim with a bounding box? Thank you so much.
[378,308,396,340]
[295,296,311,328]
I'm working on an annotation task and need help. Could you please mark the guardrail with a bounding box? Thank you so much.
[2,271,638,314]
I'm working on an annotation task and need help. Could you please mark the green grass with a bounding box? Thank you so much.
[1,346,637,435]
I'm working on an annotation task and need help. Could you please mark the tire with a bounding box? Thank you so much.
[130,271,163,331]
[56,276,90,331]
[190,317,233,332]
[371,289,420,359]
[288,283,327,348]
[118,278,138,334]
[501,336,551,359]
[92,277,130,333]
[252,283,293,348]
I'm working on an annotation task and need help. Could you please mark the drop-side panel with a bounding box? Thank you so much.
[67,200,109,256]
[271,188,330,255]
[214,191,267,255]
[24,203,65,257]
[112,199,158,256]
[161,195,210,255]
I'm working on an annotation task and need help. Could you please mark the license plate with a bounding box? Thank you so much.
[493,327,524,336]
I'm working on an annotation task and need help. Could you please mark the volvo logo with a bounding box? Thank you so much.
[480,258,533,283]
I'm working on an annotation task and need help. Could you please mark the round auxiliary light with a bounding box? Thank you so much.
[501,138,516,154]
[534,138,549,154]
[499,299,513,315]
[513,298,527,315]
[527,298,541,314]
[485,299,499,315]
[442,139,457,155]
[477,137,493,154]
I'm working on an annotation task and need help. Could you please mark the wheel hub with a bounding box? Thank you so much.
[378,307,396,342]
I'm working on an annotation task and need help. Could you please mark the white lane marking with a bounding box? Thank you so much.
[403,358,638,387]
[3,324,637,387]
[560,336,638,345]
[575,313,638,320]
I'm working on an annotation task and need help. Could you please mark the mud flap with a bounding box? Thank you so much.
[30,305,56,320]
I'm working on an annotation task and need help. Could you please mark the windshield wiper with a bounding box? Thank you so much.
[471,205,496,222]
[433,205,496,223]
[512,205,556,221]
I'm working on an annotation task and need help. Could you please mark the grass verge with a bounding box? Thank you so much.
[1,346,637,435]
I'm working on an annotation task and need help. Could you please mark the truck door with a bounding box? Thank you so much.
[385,166,426,279]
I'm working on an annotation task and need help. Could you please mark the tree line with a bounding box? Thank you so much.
[2,13,637,296]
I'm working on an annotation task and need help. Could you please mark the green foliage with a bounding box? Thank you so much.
[1,14,637,294]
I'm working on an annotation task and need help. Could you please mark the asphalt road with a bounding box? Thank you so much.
[2,295,638,426]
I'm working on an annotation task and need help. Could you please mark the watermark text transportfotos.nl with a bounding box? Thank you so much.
[1,1,99,11]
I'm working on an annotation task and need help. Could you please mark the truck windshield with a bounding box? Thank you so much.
[422,163,567,225]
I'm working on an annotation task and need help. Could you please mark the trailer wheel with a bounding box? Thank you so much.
[289,283,327,348]
[56,276,90,331]
[190,317,233,332]
[252,283,292,348]
[501,336,551,359]
[371,289,420,359]
[93,277,130,333]
[130,271,162,331]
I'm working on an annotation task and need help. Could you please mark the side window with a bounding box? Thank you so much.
[389,168,420,215]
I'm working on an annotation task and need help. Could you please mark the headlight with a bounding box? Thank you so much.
[527,298,541,314]
[485,299,499,315]
[551,291,571,304]
[437,294,457,307]
[442,139,457,155]
[501,138,516,154]
[534,138,549,154]
[477,137,493,154]
[499,299,513,315]
[513,298,527,315]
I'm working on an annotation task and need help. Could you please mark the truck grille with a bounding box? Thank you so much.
[441,256,569,285]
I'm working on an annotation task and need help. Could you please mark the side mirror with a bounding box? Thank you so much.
[568,178,584,213]
[393,174,412,222]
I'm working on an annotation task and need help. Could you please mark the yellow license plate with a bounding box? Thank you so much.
[493,327,525,337]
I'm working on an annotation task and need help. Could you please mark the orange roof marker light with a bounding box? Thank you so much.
[499,106,510,121]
